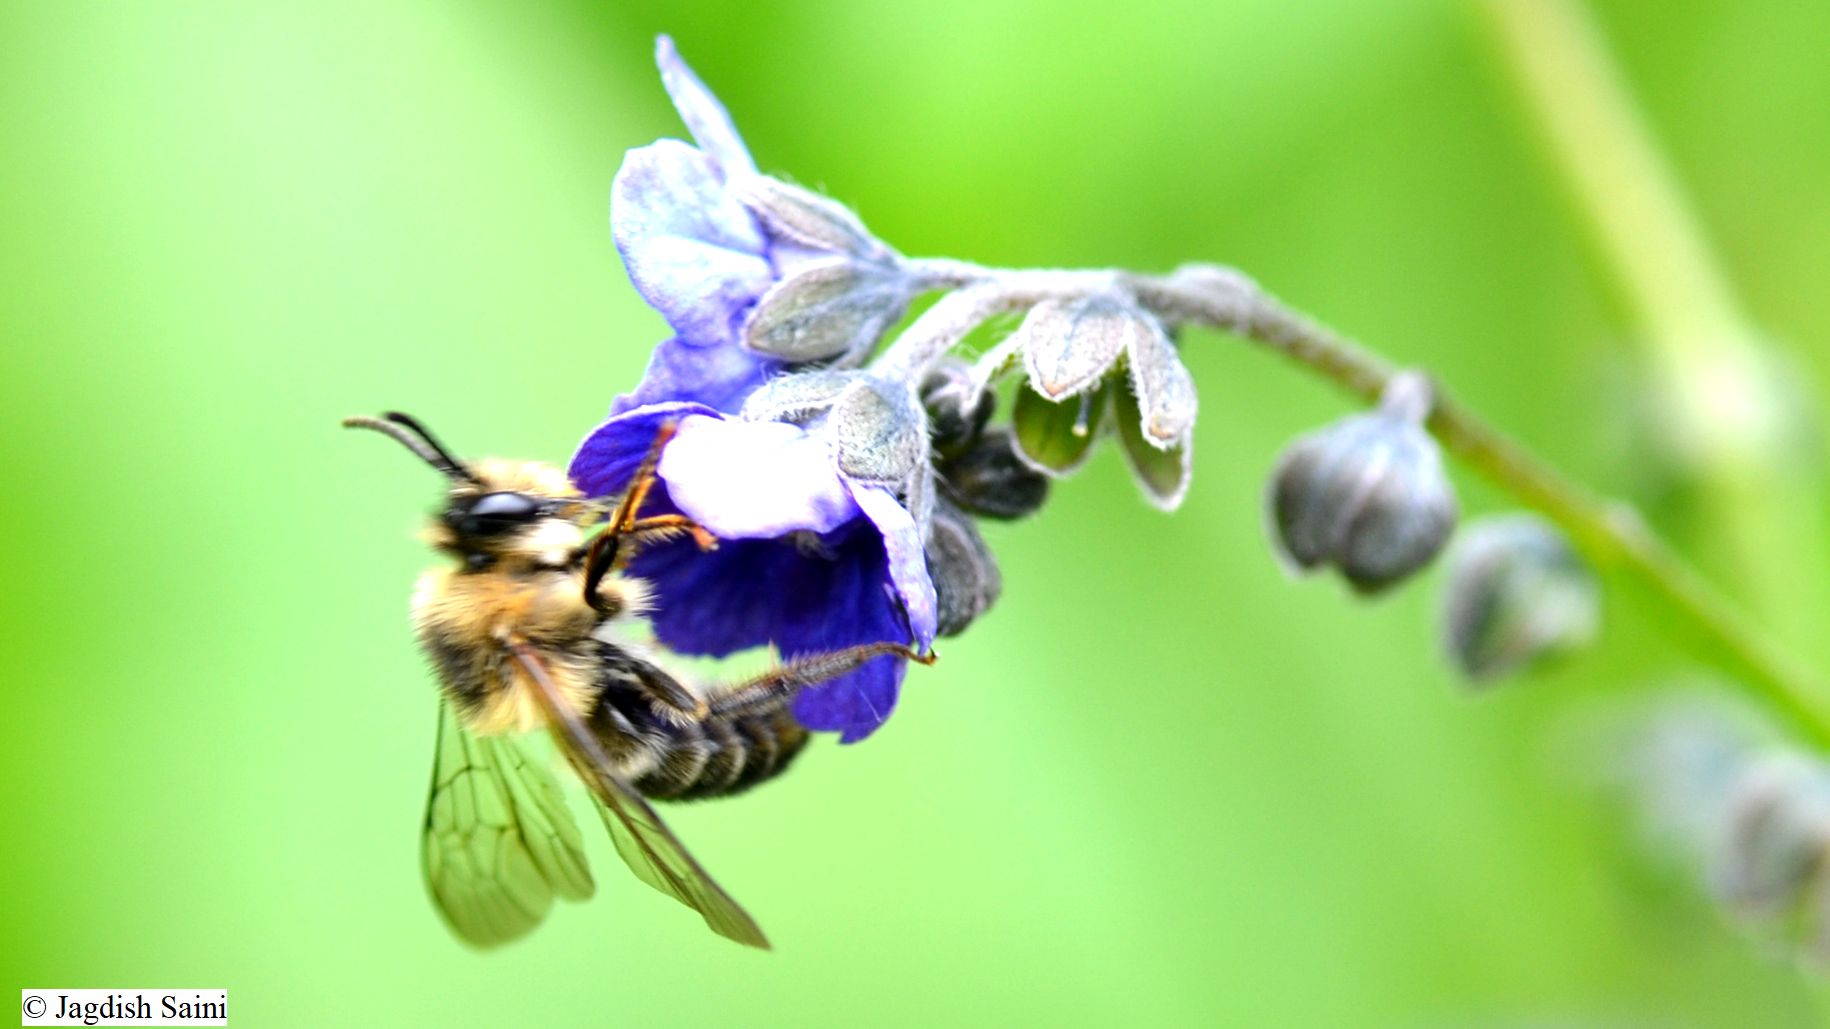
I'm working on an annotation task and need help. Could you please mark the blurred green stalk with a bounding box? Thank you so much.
[1479,0,1828,654]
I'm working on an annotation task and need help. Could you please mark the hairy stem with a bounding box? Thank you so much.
[875,266,1117,379]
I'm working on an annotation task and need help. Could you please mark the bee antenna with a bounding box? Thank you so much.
[380,412,482,479]
[342,413,485,485]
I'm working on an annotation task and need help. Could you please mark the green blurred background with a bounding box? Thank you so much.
[6,1,1830,1024]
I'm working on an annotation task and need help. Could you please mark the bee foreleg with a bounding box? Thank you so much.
[583,515,718,613]
[607,420,678,530]
[706,642,937,721]
[615,515,719,559]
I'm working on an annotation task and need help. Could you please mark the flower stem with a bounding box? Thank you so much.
[876,265,1117,380]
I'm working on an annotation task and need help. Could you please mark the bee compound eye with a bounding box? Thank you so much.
[469,492,540,519]
[454,491,542,536]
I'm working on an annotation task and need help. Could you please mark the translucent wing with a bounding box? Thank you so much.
[586,773,769,948]
[506,639,771,949]
[422,701,595,947]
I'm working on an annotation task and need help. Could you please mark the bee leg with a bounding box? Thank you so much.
[604,419,680,535]
[582,531,623,613]
[583,420,720,613]
[633,667,711,722]
[619,515,719,556]
[582,515,718,613]
[706,642,938,721]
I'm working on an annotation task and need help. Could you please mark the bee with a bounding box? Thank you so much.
[344,412,932,949]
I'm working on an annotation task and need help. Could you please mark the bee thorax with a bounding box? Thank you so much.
[411,568,600,736]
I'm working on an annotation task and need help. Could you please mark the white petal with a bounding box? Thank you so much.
[657,416,857,538]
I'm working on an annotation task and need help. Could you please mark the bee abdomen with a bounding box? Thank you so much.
[590,650,811,802]
[629,711,808,801]
[672,719,745,798]
[727,712,809,795]
[631,723,712,799]
[672,712,808,801]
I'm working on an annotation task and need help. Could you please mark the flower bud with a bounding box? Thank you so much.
[1614,693,1763,858]
[739,368,865,425]
[926,497,1003,637]
[939,428,1050,520]
[1710,752,1830,920]
[728,173,892,261]
[826,376,927,486]
[921,359,995,455]
[1268,371,1456,593]
[744,259,912,363]
[1440,514,1600,683]
[1019,294,1138,401]
[1124,317,1197,447]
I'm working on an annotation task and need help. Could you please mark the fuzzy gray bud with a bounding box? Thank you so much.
[827,376,927,486]
[922,359,995,455]
[1710,753,1830,920]
[1269,371,1457,593]
[1012,291,1195,452]
[1019,294,1137,400]
[927,497,1003,637]
[1124,318,1197,448]
[744,259,912,363]
[729,174,892,261]
[1441,514,1600,683]
[939,428,1050,520]
[739,368,865,425]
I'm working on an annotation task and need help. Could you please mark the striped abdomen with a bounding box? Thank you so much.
[588,647,810,802]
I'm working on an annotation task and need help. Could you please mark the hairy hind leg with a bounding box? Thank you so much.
[707,643,937,720]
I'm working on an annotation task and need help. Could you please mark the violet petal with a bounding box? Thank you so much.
[611,336,779,417]
[612,139,772,349]
[569,401,721,498]
[654,36,757,179]
[848,482,938,648]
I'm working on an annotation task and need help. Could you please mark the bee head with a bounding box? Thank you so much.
[344,412,593,568]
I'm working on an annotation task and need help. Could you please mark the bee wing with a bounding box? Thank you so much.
[422,701,596,948]
[505,639,771,950]
[584,770,770,949]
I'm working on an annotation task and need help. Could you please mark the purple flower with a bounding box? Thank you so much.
[611,38,915,416]
[586,39,935,739]
[611,38,820,415]
[571,402,938,742]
